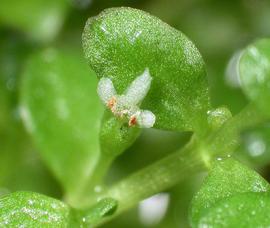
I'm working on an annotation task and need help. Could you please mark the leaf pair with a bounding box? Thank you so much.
[20,7,212,208]
[190,158,270,227]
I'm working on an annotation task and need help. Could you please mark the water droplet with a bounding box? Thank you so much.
[130,30,142,43]
[207,107,232,130]
[100,24,110,34]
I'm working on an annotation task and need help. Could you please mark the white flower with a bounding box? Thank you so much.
[97,68,156,128]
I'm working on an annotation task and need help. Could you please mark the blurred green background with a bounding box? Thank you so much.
[1,0,270,227]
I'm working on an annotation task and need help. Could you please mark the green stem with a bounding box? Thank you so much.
[66,155,113,208]
[91,102,267,226]
[107,140,203,211]
[91,137,204,226]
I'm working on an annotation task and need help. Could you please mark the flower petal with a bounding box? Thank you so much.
[124,68,152,106]
[97,77,117,104]
[136,110,156,128]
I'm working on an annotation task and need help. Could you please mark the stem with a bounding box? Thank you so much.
[66,155,113,208]
[90,102,268,226]
[92,138,205,226]
[107,139,203,212]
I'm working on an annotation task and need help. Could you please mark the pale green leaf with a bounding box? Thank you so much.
[20,48,103,200]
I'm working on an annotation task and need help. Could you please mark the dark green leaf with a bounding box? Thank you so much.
[82,7,210,133]
[239,38,270,116]
[20,48,103,201]
[190,158,270,226]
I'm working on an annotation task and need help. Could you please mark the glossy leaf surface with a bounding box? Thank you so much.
[198,192,270,228]
[190,158,270,226]
[0,191,77,227]
[82,7,210,133]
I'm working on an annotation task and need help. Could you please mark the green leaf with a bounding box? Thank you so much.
[0,35,61,196]
[197,192,270,227]
[20,48,103,201]
[239,38,270,116]
[99,111,140,158]
[190,158,270,226]
[0,0,69,42]
[82,7,210,133]
[0,191,77,227]
[80,198,118,225]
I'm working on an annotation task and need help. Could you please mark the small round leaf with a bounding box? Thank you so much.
[82,7,210,133]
